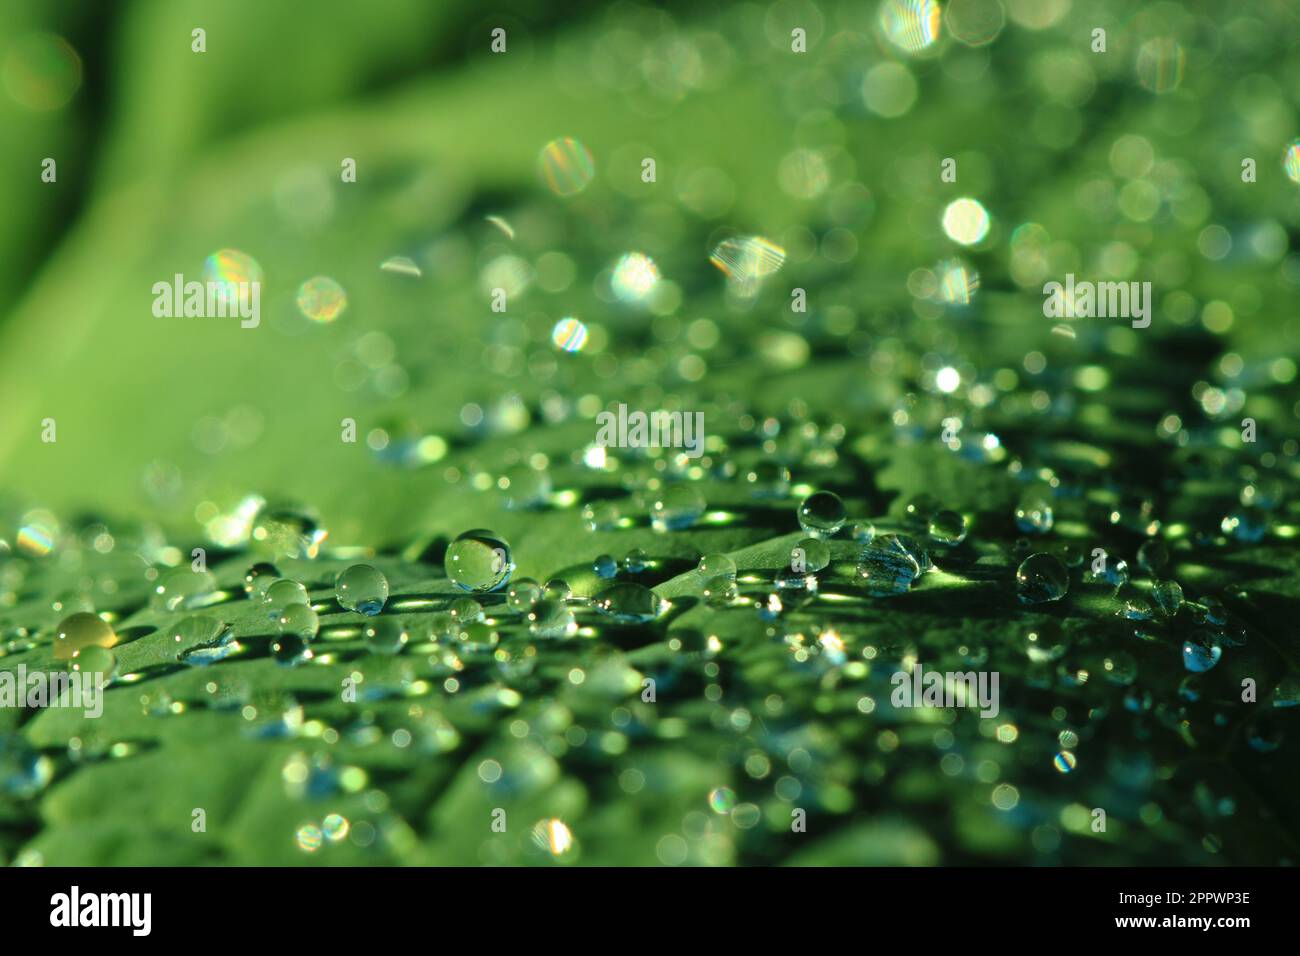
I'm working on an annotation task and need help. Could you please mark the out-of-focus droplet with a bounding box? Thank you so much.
[878,0,942,54]
[551,317,588,353]
[611,252,660,304]
[1283,140,1300,185]
[538,137,595,197]
[379,256,422,278]
[2,33,82,111]
[296,276,347,323]
[651,485,706,532]
[945,0,1005,47]
[709,236,786,284]
[593,583,667,623]
[942,198,990,245]
[1136,37,1185,95]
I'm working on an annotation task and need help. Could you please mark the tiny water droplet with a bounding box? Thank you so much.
[1137,539,1169,576]
[1151,579,1184,618]
[622,549,649,574]
[797,491,847,538]
[272,633,312,666]
[1182,636,1222,673]
[593,554,618,579]
[1016,553,1068,604]
[703,576,738,607]
[927,510,968,546]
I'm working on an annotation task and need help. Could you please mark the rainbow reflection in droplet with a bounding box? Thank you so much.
[551,317,588,353]
[1136,37,1185,95]
[203,249,262,289]
[941,198,990,245]
[709,236,786,282]
[1283,140,1300,185]
[538,137,595,197]
[878,0,941,54]
[935,258,980,304]
[296,276,347,323]
[530,818,574,856]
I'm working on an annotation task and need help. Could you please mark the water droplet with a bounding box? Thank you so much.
[593,583,666,623]
[538,137,595,197]
[1182,636,1222,673]
[551,316,588,353]
[1084,557,1129,588]
[529,599,576,637]
[794,537,830,572]
[1016,553,1068,604]
[445,529,514,592]
[1023,625,1068,663]
[797,491,847,538]
[243,561,281,598]
[745,462,791,499]
[507,579,542,611]
[530,818,576,856]
[774,567,818,593]
[251,507,325,559]
[702,576,738,607]
[697,553,737,580]
[295,275,348,323]
[1014,488,1054,535]
[927,510,968,546]
[364,618,408,655]
[1136,539,1169,575]
[856,544,919,596]
[593,554,618,579]
[448,597,484,625]
[651,485,706,532]
[278,603,320,640]
[1053,751,1077,774]
[334,564,389,615]
[53,612,116,661]
[272,633,312,666]
[501,465,552,510]
[878,0,942,54]
[1151,580,1183,618]
[622,549,650,574]
[1221,508,1268,543]
[851,522,877,546]
[265,579,310,619]
[71,645,116,679]
[941,197,990,245]
[1272,676,1300,708]
[611,252,660,304]
[543,579,572,602]
[581,501,621,531]
[708,236,786,284]
[151,567,218,612]
[0,733,52,798]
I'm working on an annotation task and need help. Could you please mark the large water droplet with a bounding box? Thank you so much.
[335,564,389,615]
[445,529,514,592]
